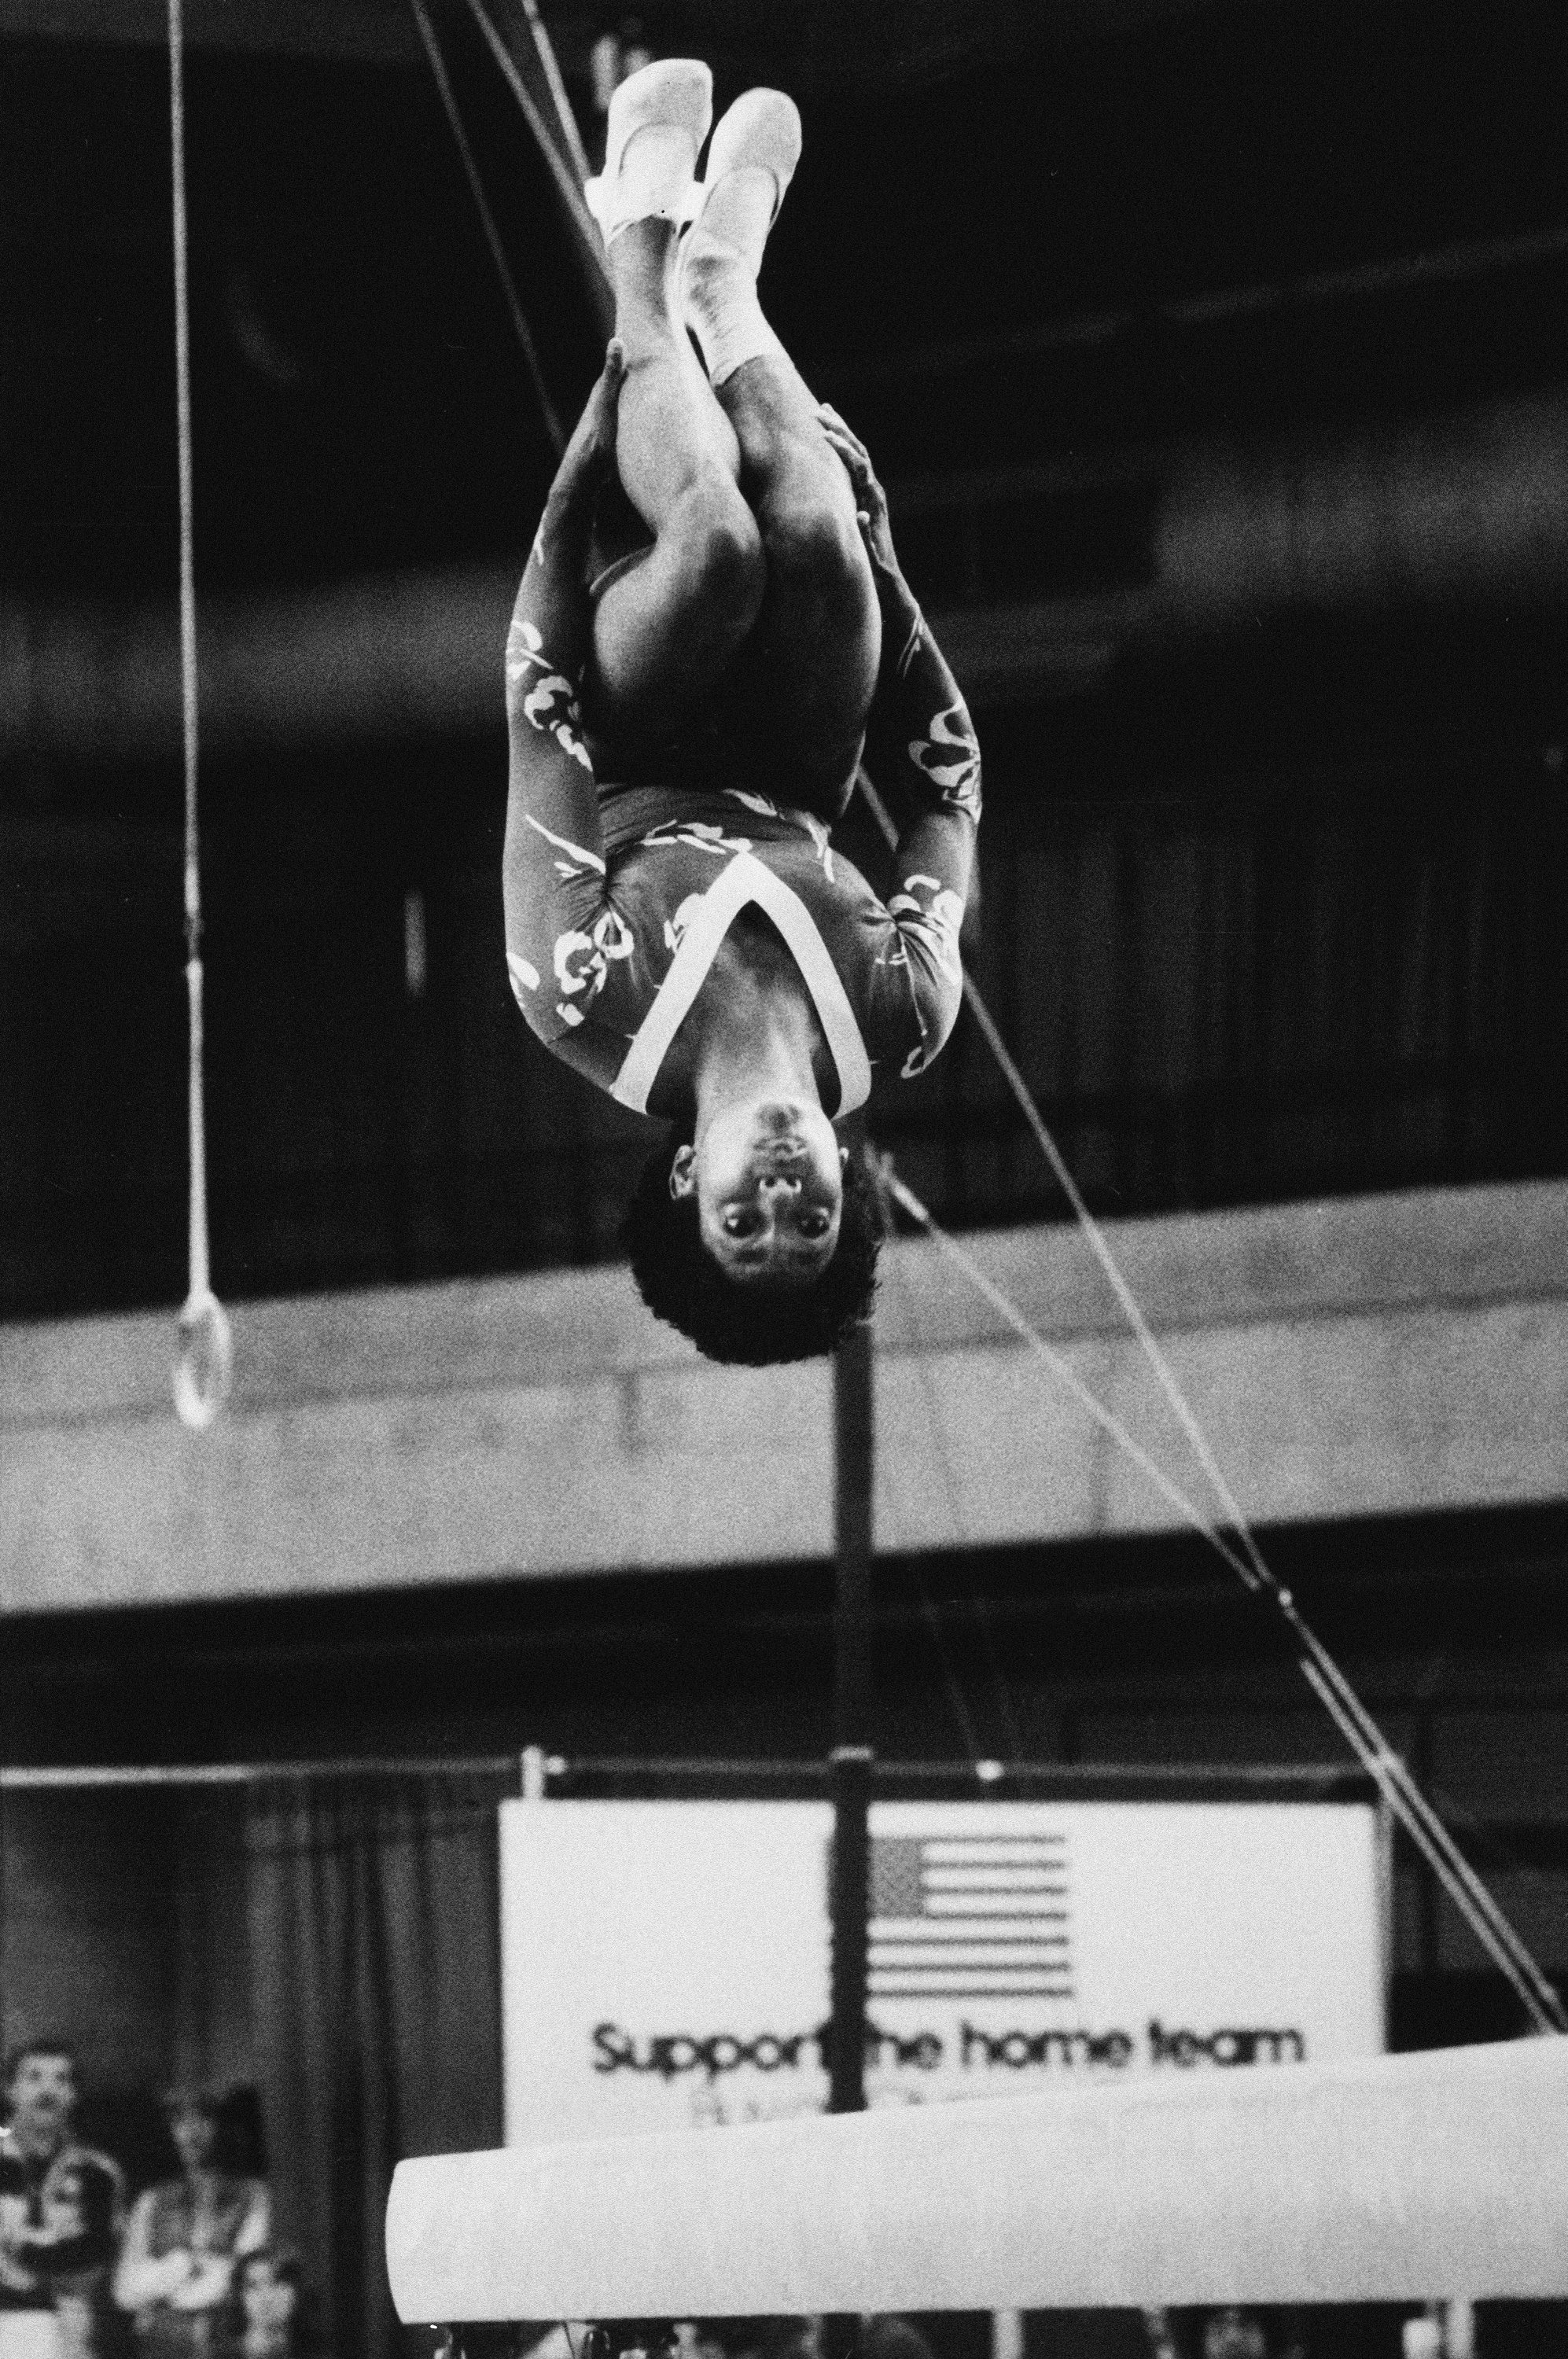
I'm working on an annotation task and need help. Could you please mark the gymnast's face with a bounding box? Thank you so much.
[672,1099,845,1284]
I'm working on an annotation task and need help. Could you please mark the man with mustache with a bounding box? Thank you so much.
[0,2044,124,2359]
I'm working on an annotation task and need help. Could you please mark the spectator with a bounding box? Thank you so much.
[226,2253,306,2359]
[0,2040,125,2359]
[112,2093,268,2359]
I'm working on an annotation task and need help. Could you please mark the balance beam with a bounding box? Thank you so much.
[386,2038,1568,2319]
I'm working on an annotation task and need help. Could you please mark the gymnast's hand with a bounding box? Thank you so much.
[817,401,901,588]
[554,338,628,515]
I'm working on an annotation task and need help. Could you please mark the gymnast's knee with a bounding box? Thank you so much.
[764,495,874,624]
[668,474,766,655]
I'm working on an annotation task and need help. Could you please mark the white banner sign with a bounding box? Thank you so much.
[500,1796,1386,2146]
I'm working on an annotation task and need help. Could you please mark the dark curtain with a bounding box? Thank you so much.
[244,1771,511,2359]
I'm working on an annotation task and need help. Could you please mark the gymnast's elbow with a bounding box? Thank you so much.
[896,981,963,1080]
[503,940,602,1060]
[926,989,965,1069]
[503,943,554,1039]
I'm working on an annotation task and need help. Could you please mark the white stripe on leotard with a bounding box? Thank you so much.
[609,850,873,1117]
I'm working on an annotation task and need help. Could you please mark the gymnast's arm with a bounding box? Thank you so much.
[819,403,980,1064]
[502,343,629,1051]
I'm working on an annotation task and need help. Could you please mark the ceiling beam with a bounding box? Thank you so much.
[0,0,423,64]
[0,0,1273,82]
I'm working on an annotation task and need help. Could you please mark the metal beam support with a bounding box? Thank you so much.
[827,1319,874,2122]
[834,1317,874,1754]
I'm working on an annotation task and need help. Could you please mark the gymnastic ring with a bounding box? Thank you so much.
[174,1286,234,1431]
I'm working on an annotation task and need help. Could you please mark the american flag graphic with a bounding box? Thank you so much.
[865,1831,1074,2000]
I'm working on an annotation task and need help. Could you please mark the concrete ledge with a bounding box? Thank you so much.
[2,1180,1566,1613]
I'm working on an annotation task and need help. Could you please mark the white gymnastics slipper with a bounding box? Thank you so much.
[679,87,801,383]
[683,86,801,273]
[584,57,713,245]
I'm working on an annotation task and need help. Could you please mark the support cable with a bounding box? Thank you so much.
[510,0,594,186]
[167,0,231,1433]
[458,0,613,335]
[407,0,565,454]
[882,1163,1567,2034]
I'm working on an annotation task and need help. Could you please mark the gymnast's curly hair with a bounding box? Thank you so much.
[622,1131,885,1365]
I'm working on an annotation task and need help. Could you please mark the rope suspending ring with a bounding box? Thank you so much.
[167,0,231,1432]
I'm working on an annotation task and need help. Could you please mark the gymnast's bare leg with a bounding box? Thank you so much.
[590,210,762,740]
[682,86,882,809]
[587,68,881,808]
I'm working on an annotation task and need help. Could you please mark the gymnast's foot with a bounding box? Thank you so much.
[679,86,801,385]
[585,57,712,245]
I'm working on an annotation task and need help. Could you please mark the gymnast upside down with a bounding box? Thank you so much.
[502,58,981,1364]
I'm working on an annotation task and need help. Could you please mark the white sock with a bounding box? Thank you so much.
[680,165,786,385]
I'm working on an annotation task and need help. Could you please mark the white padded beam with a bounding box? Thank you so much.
[386,2038,1568,2318]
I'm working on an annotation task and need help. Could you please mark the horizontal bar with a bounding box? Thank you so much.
[0,1755,1377,1802]
[539,1757,1378,1805]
